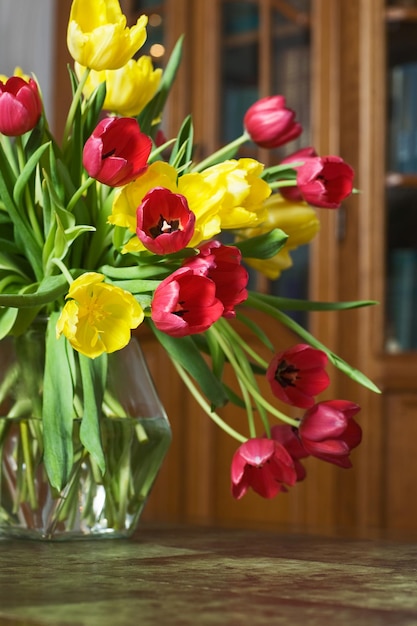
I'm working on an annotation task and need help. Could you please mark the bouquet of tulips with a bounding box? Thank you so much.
[0,0,378,507]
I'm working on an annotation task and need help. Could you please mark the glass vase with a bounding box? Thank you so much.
[0,321,171,541]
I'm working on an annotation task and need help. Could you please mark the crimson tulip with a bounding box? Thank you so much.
[243,95,302,149]
[270,424,308,482]
[136,187,195,255]
[299,400,362,468]
[183,240,248,318]
[0,76,42,136]
[231,437,297,499]
[83,116,152,186]
[279,147,318,202]
[266,343,330,408]
[151,267,224,337]
[296,155,354,208]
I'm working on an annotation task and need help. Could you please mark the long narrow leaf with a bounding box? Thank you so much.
[79,354,106,474]
[43,314,75,490]
[150,321,228,407]
[247,293,381,394]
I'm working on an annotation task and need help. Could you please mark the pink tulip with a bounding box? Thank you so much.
[0,76,42,136]
[299,400,362,468]
[279,147,318,202]
[270,424,309,482]
[296,155,354,208]
[244,95,302,149]
[183,240,248,318]
[231,437,297,499]
[266,344,330,408]
[151,267,224,337]
[83,116,152,186]
[136,187,195,255]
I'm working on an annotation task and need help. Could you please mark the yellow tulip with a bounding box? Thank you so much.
[240,193,320,279]
[75,56,162,116]
[109,161,223,253]
[67,0,148,71]
[56,272,144,358]
[200,158,272,229]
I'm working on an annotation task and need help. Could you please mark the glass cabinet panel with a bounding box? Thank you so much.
[385,1,417,352]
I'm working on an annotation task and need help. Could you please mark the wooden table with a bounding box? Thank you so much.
[0,524,416,625]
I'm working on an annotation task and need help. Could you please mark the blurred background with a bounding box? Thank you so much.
[3,0,417,538]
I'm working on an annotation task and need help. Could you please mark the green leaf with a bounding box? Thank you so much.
[169,115,194,171]
[0,307,18,339]
[247,292,381,394]
[79,354,107,475]
[150,321,228,408]
[13,142,50,210]
[252,292,379,311]
[138,35,184,135]
[0,274,69,308]
[43,314,75,490]
[236,228,288,260]
[0,143,42,278]
[235,311,274,351]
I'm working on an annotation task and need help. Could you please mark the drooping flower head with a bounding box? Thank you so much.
[270,424,309,482]
[151,267,224,337]
[299,400,362,468]
[136,187,196,255]
[83,116,152,186]
[296,155,354,209]
[67,0,148,71]
[75,56,162,117]
[266,343,330,408]
[183,240,248,318]
[56,272,144,359]
[243,95,302,149]
[231,438,297,499]
[0,75,42,136]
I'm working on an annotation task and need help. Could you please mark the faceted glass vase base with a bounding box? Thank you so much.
[0,326,172,541]
[0,415,171,541]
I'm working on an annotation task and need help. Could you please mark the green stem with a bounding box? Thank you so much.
[62,67,91,145]
[210,325,299,428]
[172,360,247,443]
[268,180,299,190]
[20,421,38,510]
[15,136,43,246]
[50,258,74,286]
[217,317,269,369]
[67,176,95,213]
[191,132,250,172]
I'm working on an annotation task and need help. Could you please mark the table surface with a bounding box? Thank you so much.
[0,524,416,626]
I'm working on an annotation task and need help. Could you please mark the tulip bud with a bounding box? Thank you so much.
[83,116,152,187]
[244,95,302,149]
[279,147,318,202]
[296,155,354,208]
[0,76,42,136]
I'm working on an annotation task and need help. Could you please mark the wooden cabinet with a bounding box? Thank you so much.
[52,0,417,536]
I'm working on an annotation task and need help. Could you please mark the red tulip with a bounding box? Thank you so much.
[83,116,152,186]
[266,344,330,408]
[296,155,354,208]
[183,240,248,318]
[243,95,302,149]
[231,437,297,499]
[151,266,224,337]
[0,76,42,136]
[299,400,362,468]
[136,187,195,255]
[270,424,308,482]
[279,147,318,202]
